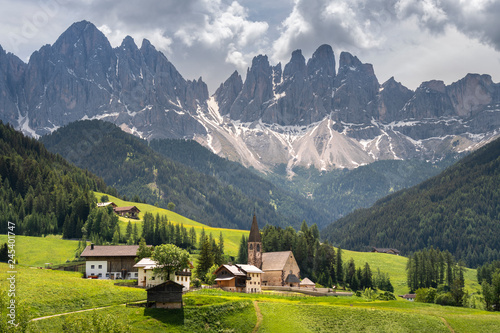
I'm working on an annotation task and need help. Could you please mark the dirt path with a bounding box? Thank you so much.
[252,301,263,333]
[440,317,455,333]
[31,304,122,321]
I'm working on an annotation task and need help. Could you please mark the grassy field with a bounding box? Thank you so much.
[0,263,146,318]
[94,192,248,256]
[0,234,81,267]
[343,249,481,296]
[25,288,500,332]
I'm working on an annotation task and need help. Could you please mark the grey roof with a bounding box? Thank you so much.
[81,245,143,257]
[285,273,300,284]
[248,214,261,243]
[261,251,294,271]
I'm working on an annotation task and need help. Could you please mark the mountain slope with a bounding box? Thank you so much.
[40,120,323,229]
[322,136,500,267]
[148,138,331,228]
[0,120,110,237]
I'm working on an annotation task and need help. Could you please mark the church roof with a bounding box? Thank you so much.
[248,214,261,243]
[261,251,294,271]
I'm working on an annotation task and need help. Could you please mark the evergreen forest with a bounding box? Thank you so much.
[322,136,500,267]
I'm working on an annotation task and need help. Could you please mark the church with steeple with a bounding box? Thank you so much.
[248,214,301,287]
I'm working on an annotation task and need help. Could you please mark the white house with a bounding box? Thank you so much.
[81,244,144,280]
[134,258,192,291]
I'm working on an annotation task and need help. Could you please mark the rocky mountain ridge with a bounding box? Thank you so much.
[1,21,499,173]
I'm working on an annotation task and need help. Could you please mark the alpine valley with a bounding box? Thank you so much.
[1,20,499,177]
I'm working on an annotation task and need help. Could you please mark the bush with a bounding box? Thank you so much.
[434,292,456,306]
[376,291,397,301]
[415,288,437,303]
[191,278,202,288]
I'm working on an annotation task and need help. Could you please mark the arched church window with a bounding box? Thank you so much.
[249,244,253,250]
[257,244,260,251]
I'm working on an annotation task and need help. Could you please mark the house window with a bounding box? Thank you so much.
[152,277,155,281]
[135,273,138,277]
[91,265,95,269]
[98,265,102,269]
[98,273,102,277]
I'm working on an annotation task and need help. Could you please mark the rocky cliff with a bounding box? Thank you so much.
[1,21,499,173]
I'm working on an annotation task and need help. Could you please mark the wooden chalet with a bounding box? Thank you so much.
[214,264,263,293]
[371,247,400,255]
[147,281,184,309]
[400,294,416,301]
[113,206,141,218]
[81,244,150,279]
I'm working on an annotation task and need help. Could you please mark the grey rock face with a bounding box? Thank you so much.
[0,20,208,138]
[1,20,499,171]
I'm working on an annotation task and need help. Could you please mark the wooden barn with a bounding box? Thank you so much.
[371,247,400,255]
[113,206,141,218]
[147,281,184,309]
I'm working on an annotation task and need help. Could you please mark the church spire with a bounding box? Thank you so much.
[249,213,261,243]
[248,213,262,268]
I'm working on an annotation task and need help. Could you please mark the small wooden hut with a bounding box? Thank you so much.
[146,280,184,309]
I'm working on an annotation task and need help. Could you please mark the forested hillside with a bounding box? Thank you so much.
[322,137,500,267]
[149,139,330,228]
[265,159,451,222]
[41,120,309,230]
[0,121,112,237]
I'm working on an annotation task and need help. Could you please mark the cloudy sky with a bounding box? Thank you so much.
[1,0,500,93]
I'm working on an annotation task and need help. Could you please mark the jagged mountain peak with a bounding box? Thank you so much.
[307,44,336,78]
[120,35,138,50]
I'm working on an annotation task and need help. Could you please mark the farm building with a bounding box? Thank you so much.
[97,202,117,208]
[113,206,141,218]
[371,247,400,255]
[134,257,192,290]
[248,214,301,287]
[214,264,263,293]
[81,244,149,279]
[300,277,315,289]
[146,281,184,309]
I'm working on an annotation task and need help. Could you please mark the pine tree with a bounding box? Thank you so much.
[195,234,214,282]
[237,235,248,264]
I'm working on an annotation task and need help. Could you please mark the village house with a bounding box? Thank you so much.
[113,206,141,219]
[81,244,147,279]
[214,264,263,293]
[248,214,301,287]
[146,280,184,309]
[371,247,401,255]
[134,257,192,290]
[300,277,316,289]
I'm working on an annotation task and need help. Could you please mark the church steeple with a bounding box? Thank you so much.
[248,213,262,268]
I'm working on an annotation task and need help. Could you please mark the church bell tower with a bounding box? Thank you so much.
[248,213,262,269]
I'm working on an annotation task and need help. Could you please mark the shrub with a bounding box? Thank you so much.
[376,291,397,301]
[434,292,456,306]
[415,288,437,303]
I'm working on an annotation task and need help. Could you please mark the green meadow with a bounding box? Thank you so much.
[94,192,248,256]
[0,234,81,267]
[21,287,500,333]
[343,249,481,296]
